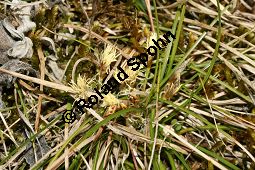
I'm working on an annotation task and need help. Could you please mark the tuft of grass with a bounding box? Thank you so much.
[1,0,255,169]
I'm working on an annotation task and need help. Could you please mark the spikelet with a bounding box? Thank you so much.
[124,66,139,83]
[101,93,120,107]
[146,32,157,49]
[112,62,140,86]
[69,74,95,99]
[101,44,119,73]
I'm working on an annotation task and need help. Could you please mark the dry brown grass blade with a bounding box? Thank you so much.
[145,0,155,32]
[45,135,96,170]
[64,123,69,170]
[0,67,76,93]
[207,0,232,15]
[185,27,255,67]
[157,0,186,10]
[35,45,45,132]
[18,79,62,103]
[0,112,18,146]
[159,124,228,170]
[0,145,26,169]
[115,124,188,154]
[128,138,139,170]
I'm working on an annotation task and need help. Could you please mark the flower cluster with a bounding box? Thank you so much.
[63,31,175,123]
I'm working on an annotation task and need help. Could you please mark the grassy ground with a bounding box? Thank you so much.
[0,0,255,169]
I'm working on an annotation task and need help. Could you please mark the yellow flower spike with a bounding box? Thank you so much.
[102,93,120,107]
[124,66,139,82]
[101,44,119,73]
[69,74,95,98]
[146,32,157,49]
[112,61,139,84]
[120,103,127,109]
